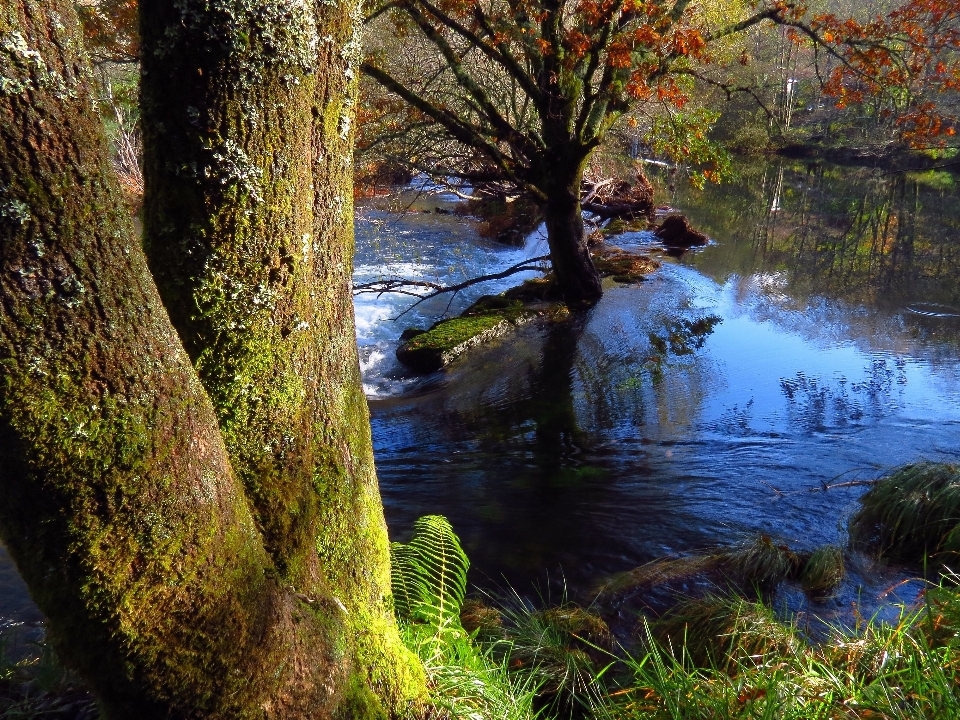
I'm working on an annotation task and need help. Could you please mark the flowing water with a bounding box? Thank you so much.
[359,159,960,619]
[1,159,958,641]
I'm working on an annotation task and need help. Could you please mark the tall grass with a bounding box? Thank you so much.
[849,462,960,562]
[393,514,960,720]
[615,575,960,719]
[491,589,614,718]
[0,631,98,718]
[401,619,542,720]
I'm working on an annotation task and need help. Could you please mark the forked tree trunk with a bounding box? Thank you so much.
[543,182,603,308]
[0,0,421,717]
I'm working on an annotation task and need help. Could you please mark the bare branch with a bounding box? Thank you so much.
[672,69,777,121]
[360,62,533,191]
[354,255,552,318]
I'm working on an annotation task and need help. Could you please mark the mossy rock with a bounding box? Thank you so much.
[592,248,660,284]
[396,298,534,372]
[461,295,530,322]
[399,327,427,341]
[602,218,650,237]
[504,276,562,302]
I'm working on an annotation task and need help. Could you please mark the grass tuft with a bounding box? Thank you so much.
[618,576,960,719]
[799,545,845,597]
[849,462,960,562]
[493,592,612,718]
[460,598,504,641]
[650,596,800,669]
[401,620,541,720]
[719,535,800,590]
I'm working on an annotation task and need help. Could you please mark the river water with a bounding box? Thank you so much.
[1,158,958,643]
[358,158,960,618]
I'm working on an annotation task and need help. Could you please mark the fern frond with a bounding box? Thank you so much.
[390,541,424,622]
[390,515,469,628]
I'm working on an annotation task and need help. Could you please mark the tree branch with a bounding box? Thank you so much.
[360,62,534,191]
[672,69,777,121]
[354,255,552,317]
[399,1,541,162]
[406,0,545,108]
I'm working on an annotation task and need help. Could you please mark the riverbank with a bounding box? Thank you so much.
[4,463,959,717]
[387,463,960,719]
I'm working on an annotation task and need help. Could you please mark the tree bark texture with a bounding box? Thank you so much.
[140,0,422,715]
[0,0,421,717]
[542,184,603,309]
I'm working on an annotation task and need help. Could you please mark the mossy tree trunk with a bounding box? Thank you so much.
[536,141,602,309]
[140,0,422,715]
[541,181,603,309]
[0,0,421,717]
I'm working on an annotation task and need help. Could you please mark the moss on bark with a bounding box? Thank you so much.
[140,0,424,715]
[1,0,422,716]
[0,1,350,717]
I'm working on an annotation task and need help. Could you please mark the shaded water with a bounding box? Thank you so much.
[1,159,958,637]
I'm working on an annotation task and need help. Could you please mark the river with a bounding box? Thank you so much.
[358,157,960,620]
[1,157,958,644]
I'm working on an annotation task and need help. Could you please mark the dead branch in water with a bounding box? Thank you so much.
[353,255,551,319]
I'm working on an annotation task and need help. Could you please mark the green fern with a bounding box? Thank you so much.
[390,515,469,628]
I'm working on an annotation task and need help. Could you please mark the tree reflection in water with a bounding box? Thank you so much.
[660,159,960,310]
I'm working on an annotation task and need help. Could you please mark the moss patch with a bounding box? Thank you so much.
[592,247,660,284]
[395,296,538,372]
[401,314,506,354]
[601,217,650,237]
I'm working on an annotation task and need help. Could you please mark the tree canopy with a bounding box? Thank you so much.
[360,0,958,304]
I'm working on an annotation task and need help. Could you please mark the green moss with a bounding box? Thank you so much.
[591,249,659,283]
[402,315,507,353]
[504,276,562,302]
[601,217,649,236]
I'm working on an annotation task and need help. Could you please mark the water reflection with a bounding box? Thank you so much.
[372,157,960,606]
[657,159,960,310]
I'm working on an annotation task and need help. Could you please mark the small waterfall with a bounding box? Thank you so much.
[522,222,549,258]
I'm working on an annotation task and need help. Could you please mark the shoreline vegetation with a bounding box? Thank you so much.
[4,464,959,718]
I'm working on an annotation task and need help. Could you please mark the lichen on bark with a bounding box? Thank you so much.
[0,1,343,716]
[140,0,424,713]
[1,0,423,716]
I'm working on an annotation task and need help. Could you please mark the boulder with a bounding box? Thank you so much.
[654,214,709,248]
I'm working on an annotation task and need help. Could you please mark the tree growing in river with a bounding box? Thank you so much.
[0,0,423,716]
[361,0,960,307]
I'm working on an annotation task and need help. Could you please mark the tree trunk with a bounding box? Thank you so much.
[140,0,422,714]
[543,183,603,308]
[0,0,421,717]
[140,0,423,714]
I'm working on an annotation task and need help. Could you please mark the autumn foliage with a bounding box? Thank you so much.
[802,0,960,144]
[362,0,958,196]
[77,0,139,64]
